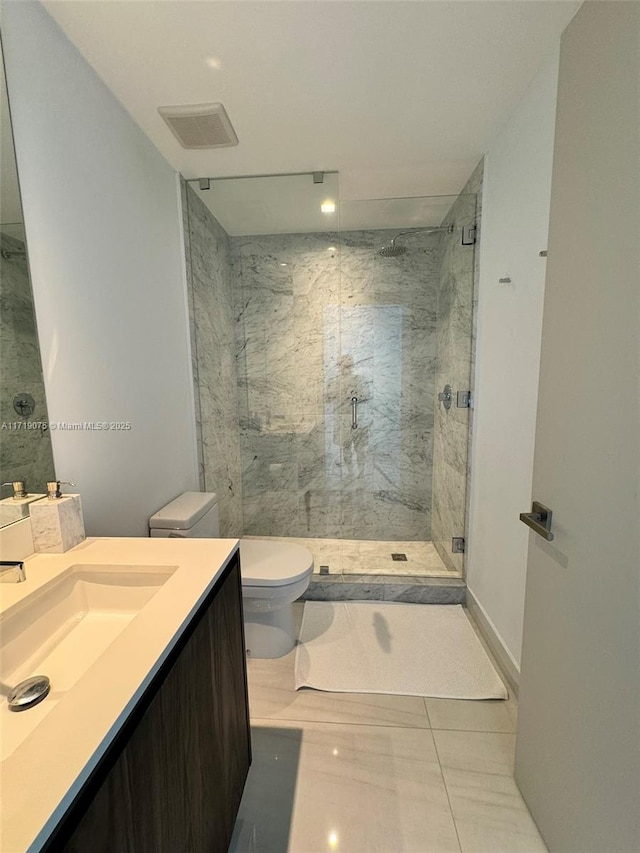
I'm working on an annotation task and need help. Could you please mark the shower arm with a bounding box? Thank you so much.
[390,225,453,247]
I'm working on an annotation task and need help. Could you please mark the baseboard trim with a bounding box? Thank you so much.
[465,589,520,697]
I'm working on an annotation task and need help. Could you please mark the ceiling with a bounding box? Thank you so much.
[42,0,581,204]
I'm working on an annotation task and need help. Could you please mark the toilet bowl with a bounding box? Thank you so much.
[149,492,313,658]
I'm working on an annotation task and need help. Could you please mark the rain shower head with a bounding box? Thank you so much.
[378,243,408,258]
[378,224,453,257]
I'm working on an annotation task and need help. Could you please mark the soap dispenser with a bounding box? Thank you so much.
[30,480,85,553]
[0,480,47,525]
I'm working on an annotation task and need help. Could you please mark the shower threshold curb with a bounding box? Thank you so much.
[303,573,466,605]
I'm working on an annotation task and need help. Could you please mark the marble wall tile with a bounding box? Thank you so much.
[298,487,342,539]
[296,415,336,492]
[240,426,298,499]
[233,228,440,541]
[243,491,300,537]
[183,184,243,535]
[432,457,468,574]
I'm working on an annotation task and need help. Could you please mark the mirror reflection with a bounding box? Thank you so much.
[0,47,55,527]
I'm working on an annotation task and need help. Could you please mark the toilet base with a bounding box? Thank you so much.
[243,605,295,659]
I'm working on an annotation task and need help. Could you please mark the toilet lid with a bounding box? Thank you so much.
[239,539,314,587]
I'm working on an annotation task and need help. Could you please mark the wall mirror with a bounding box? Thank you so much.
[0,42,55,528]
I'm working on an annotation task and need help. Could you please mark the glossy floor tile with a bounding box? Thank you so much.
[425,698,517,734]
[233,604,547,853]
[442,769,548,853]
[433,730,516,776]
[229,720,461,853]
[433,731,547,853]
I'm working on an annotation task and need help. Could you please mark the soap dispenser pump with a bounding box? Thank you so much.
[2,480,28,499]
[46,480,75,499]
[30,479,85,553]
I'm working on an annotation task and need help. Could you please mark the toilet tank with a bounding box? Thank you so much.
[149,491,220,538]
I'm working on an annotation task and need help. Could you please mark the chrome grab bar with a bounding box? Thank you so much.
[519,501,554,541]
[351,397,358,430]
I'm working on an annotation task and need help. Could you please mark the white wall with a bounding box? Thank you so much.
[1,1,198,536]
[467,49,560,669]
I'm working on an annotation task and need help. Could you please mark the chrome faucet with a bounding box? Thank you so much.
[0,561,26,583]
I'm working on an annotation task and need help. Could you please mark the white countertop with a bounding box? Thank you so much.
[0,536,239,853]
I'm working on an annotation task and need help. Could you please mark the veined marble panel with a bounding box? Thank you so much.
[243,491,299,537]
[298,486,342,539]
[233,228,440,541]
[30,493,85,553]
[183,184,243,536]
[180,181,205,489]
[239,425,298,499]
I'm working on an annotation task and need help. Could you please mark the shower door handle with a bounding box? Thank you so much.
[519,501,555,541]
[351,397,358,430]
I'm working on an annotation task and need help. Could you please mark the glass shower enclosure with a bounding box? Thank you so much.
[182,172,477,579]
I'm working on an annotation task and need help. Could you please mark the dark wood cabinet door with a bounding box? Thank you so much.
[50,555,250,853]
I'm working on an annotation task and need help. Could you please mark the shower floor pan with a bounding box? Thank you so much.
[243,536,459,578]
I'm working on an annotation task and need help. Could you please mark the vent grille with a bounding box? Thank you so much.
[158,103,239,149]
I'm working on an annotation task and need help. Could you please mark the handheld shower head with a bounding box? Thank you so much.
[378,224,453,257]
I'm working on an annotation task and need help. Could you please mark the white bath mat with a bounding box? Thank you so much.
[295,602,507,700]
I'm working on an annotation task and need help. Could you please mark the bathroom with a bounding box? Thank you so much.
[0,2,638,853]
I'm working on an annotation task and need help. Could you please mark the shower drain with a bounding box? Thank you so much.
[391,553,408,561]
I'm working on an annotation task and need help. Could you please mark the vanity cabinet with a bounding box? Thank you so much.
[45,553,251,853]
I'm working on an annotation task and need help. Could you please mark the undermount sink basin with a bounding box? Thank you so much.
[0,564,177,761]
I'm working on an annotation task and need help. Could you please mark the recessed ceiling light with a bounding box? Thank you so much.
[280,262,288,267]
[327,246,336,252]
[321,201,336,214]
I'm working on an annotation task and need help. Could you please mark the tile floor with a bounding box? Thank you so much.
[244,536,458,578]
[229,604,547,853]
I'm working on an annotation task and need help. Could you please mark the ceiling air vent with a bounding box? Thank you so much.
[157,103,239,149]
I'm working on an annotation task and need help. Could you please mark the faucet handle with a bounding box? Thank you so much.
[2,481,27,499]
[46,481,76,500]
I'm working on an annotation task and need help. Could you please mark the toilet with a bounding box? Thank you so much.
[149,492,313,658]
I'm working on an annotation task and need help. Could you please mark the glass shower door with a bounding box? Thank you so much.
[336,193,477,577]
